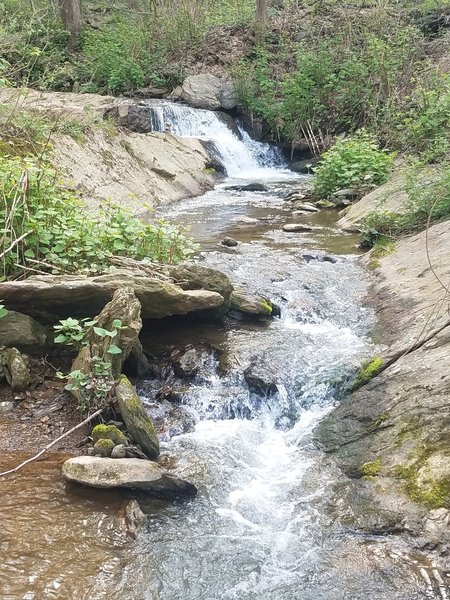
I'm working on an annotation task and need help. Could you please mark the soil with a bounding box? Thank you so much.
[0,357,88,463]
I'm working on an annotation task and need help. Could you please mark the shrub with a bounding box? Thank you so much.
[360,164,450,246]
[313,131,394,198]
[0,156,197,281]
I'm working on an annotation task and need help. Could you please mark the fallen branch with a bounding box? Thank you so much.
[0,407,103,478]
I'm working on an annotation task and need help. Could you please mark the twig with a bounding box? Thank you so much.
[0,230,32,260]
[0,408,103,478]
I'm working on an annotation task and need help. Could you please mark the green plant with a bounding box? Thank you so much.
[0,156,197,281]
[0,303,8,318]
[313,131,394,198]
[55,317,124,412]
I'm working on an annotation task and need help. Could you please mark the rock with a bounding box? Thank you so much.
[115,499,147,538]
[244,361,278,396]
[0,311,48,353]
[221,237,238,247]
[3,348,30,392]
[170,345,211,378]
[115,375,160,460]
[181,74,223,110]
[334,188,359,198]
[289,158,318,174]
[72,288,141,383]
[104,102,155,133]
[124,340,150,377]
[0,269,227,322]
[62,456,197,498]
[291,202,319,213]
[93,438,115,457]
[219,81,238,110]
[316,200,336,208]
[226,183,268,192]
[147,401,196,440]
[282,224,313,233]
[111,444,127,459]
[312,219,450,540]
[92,424,128,446]
[230,290,276,318]
[132,85,169,99]
[0,401,14,412]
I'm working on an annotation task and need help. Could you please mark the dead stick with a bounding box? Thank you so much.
[0,408,103,478]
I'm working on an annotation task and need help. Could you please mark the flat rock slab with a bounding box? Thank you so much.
[0,270,225,321]
[282,224,313,233]
[62,456,197,499]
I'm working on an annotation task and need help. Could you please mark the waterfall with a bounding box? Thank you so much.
[144,100,286,178]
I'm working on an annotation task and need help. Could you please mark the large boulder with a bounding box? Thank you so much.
[0,311,48,353]
[181,74,223,110]
[0,268,226,322]
[62,456,197,498]
[244,360,279,396]
[220,81,238,110]
[104,102,154,133]
[115,375,160,460]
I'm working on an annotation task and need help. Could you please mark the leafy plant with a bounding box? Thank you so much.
[55,317,125,412]
[0,303,8,319]
[0,156,197,281]
[313,131,394,198]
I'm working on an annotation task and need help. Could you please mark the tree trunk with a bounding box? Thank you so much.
[256,0,268,24]
[58,0,82,50]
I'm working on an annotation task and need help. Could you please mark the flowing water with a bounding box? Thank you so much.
[1,104,449,600]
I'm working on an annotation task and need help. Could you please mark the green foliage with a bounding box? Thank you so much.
[313,132,394,198]
[0,304,8,319]
[352,355,384,389]
[0,156,196,281]
[360,164,450,246]
[398,73,450,163]
[55,316,124,412]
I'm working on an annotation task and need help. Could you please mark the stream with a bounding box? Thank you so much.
[1,103,449,600]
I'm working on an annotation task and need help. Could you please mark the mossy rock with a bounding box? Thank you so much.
[115,375,160,460]
[92,424,127,446]
[93,438,115,457]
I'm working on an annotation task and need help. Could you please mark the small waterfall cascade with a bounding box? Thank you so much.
[144,100,285,178]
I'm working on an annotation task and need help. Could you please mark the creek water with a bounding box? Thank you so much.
[1,104,449,600]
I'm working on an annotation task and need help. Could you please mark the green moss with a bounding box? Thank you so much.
[93,438,115,457]
[260,299,273,315]
[360,459,382,479]
[352,355,384,390]
[394,419,420,447]
[368,412,390,432]
[92,424,127,445]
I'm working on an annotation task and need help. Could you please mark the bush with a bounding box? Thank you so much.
[360,164,450,246]
[0,156,197,281]
[313,131,394,198]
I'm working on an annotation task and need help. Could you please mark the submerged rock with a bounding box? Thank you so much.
[170,345,211,378]
[115,375,160,460]
[62,456,197,498]
[244,361,278,396]
[282,223,313,233]
[221,237,238,247]
[230,290,277,319]
[226,183,268,192]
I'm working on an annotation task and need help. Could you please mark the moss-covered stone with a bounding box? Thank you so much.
[93,438,115,457]
[92,424,127,446]
[352,355,384,390]
[115,375,160,460]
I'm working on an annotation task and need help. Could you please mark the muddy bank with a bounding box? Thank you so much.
[314,218,450,547]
